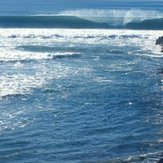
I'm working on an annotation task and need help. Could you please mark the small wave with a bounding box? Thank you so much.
[123,152,163,162]
[95,151,162,162]
[7,34,63,39]
[0,50,80,62]
[16,45,80,53]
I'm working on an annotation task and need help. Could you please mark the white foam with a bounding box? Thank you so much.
[0,28,162,98]
[0,108,34,133]
[0,28,162,59]
[0,74,44,97]
[58,9,163,25]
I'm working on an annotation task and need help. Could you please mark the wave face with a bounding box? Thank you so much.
[0,16,104,28]
[1,9,163,29]
[59,9,163,29]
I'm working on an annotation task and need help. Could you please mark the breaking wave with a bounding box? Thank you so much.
[0,9,163,29]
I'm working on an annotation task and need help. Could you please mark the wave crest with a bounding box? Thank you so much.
[58,9,163,26]
[0,9,163,29]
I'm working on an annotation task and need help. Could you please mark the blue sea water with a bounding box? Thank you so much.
[0,0,163,162]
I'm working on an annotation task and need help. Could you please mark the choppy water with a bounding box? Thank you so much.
[0,0,163,162]
[0,28,163,162]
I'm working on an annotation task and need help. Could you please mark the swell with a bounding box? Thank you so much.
[126,18,163,29]
[0,16,104,28]
[0,15,163,29]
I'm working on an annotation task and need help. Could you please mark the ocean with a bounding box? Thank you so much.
[0,0,163,162]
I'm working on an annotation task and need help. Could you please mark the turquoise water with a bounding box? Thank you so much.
[0,1,163,162]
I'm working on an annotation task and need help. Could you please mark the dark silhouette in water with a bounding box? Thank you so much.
[156,36,163,75]
[156,36,163,52]
[158,159,163,163]
[159,69,163,74]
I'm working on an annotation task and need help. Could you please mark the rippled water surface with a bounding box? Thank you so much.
[0,29,162,162]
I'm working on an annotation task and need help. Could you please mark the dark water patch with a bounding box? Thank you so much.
[23,34,63,39]
[0,141,30,150]
[120,35,142,39]
[0,16,105,28]
[8,35,19,38]
[157,68,163,74]
[16,45,82,53]
[16,45,127,55]
[52,53,79,59]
